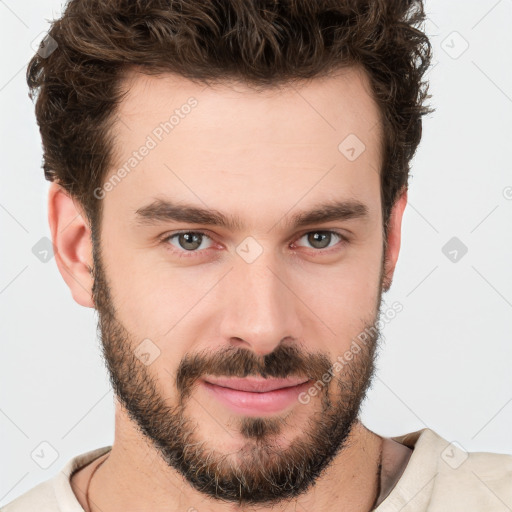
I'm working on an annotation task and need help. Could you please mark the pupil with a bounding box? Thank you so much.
[309,232,330,249]
[181,233,201,250]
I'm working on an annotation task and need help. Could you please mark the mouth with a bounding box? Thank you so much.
[200,376,312,415]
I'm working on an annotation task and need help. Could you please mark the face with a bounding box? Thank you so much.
[90,66,391,505]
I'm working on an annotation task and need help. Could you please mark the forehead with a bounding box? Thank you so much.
[104,66,383,227]
[114,65,381,147]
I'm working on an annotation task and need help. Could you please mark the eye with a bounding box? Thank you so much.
[163,230,214,256]
[160,229,348,259]
[293,230,347,252]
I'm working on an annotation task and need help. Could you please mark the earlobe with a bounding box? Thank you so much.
[48,183,95,308]
[382,187,408,293]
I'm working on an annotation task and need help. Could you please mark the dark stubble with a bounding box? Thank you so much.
[91,240,385,507]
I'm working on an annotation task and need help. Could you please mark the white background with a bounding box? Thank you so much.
[1,0,511,506]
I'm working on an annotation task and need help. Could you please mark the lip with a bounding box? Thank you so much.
[203,376,309,392]
[200,376,311,415]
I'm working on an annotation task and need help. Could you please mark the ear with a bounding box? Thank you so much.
[48,183,94,307]
[382,187,407,293]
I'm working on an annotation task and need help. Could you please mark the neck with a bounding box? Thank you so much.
[81,406,385,512]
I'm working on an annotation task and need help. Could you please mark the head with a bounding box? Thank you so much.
[28,0,433,506]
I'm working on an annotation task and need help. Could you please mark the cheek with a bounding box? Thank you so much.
[96,246,168,352]
[99,244,212,374]
[294,272,380,349]
[294,237,383,313]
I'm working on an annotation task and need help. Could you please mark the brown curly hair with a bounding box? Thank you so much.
[26,0,434,237]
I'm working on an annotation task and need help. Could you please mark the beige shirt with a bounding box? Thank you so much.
[2,428,512,511]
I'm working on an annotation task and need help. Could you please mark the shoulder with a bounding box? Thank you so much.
[1,446,111,512]
[436,440,512,508]
[415,428,512,478]
[386,428,512,511]
[1,479,60,512]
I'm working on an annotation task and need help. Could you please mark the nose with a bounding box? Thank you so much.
[218,256,303,357]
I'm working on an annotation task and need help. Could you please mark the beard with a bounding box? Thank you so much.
[91,241,385,507]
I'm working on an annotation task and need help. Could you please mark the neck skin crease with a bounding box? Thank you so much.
[70,411,413,512]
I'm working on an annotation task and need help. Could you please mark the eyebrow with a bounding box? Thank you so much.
[134,197,369,231]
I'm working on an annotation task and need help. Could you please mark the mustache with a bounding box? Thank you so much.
[175,343,333,401]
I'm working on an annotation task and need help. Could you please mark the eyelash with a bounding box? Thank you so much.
[159,229,349,259]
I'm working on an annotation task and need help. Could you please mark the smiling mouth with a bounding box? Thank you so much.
[200,376,312,415]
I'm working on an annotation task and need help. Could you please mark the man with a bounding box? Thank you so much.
[5,0,511,511]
